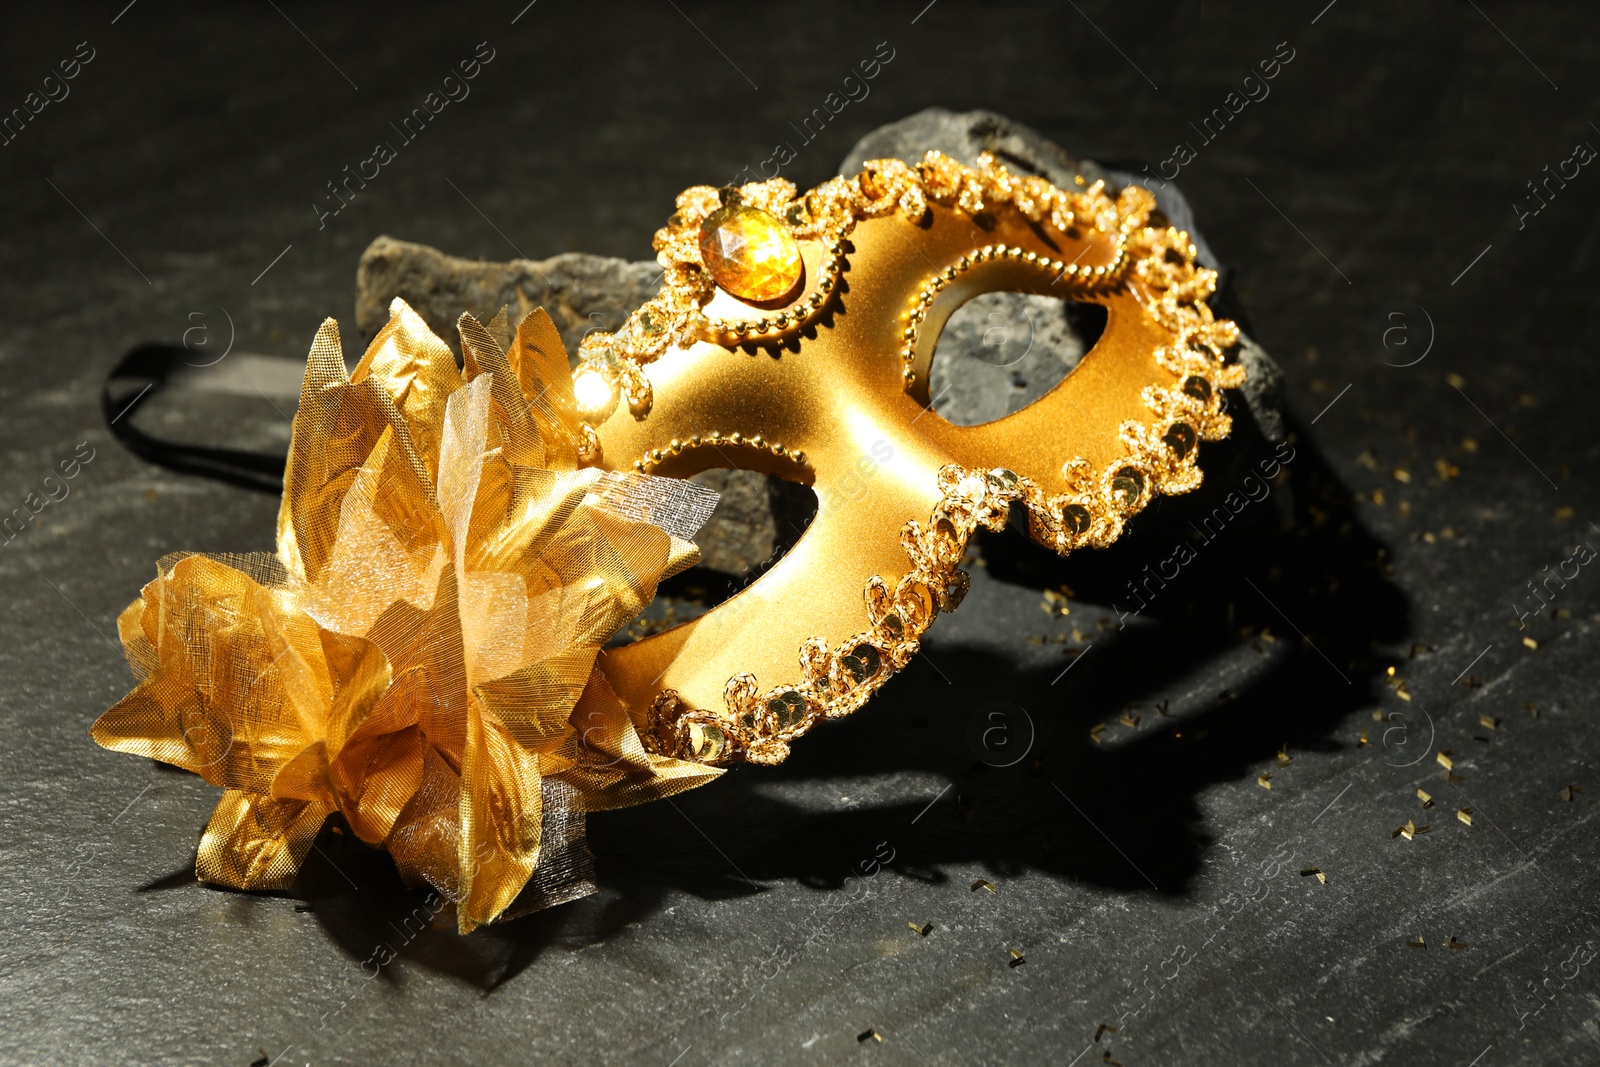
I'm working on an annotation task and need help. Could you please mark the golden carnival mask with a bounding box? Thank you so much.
[91,150,1243,929]
[576,150,1244,768]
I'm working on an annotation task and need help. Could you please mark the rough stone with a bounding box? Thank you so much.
[686,468,778,576]
[355,235,661,359]
[927,292,1102,428]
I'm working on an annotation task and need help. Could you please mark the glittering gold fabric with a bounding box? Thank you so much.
[91,299,721,931]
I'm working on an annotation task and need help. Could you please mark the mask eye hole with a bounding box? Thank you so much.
[927,293,1107,427]
[607,470,817,646]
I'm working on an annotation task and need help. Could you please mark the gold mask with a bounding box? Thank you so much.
[89,150,1244,930]
[575,151,1245,767]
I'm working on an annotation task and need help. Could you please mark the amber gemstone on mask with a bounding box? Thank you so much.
[699,204,803,302]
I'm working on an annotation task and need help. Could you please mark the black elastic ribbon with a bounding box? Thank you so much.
[103,344,288,494]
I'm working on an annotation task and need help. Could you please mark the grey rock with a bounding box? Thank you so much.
[928,293,1099,428]
[687,468,778,577]
[352,111,1290,578]
[839,106,1088,188]
[355,235,661,359]
[1233,333,1287,444]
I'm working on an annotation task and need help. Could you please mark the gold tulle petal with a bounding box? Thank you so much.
[457,712,543,932]
[473,648,597,749]
[270,741,334,804]
[196,789,334,891]
[93,555,312,790]
[329,664,427,843]
[385,744,464,893]
[508,307,584,470]
[351,298,463,486]
[562,670,723,811]
[116,593,159,682]
[277,318,435,584]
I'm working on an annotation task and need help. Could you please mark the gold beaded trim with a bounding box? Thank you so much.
[573,150,1150,418]
[898,240,1131,383]
[640,198,1247,765]
[632,430,807,475]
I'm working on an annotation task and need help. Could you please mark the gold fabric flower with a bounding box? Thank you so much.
[92,300,721,931]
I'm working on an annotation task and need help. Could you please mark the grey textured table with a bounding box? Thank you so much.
[2,3,1598,1065]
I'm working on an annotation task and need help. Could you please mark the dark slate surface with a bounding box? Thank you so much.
[2,3,1597,1065]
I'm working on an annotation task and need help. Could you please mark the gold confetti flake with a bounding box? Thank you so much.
[1299,867,1326,883]
[1277,745,1293,767]
[1394,820,1429,841]
[970,879,997,894]
[1371,709,1387,721]
[1560,785,1583,802]
[1447,373,1466,389]
[1089,723,1107,745]
[1119,710,1141,729]
[1258,774,1273,791]
[1478,715,1499,730]
[1093,1023,1118,1043]
[1416,788,1433,809]
[1008,948,1026,968]
[1448,935,1471,951]
[1393,468,1412,483]
[1358,728,1369,747]
[1156,700,1171,717]
[1462,436,1479,452]
[908,921,933,937]
[857,1029,883,1044]
[1408,935,1427,949]
[1523,636,1541,650]
[1102,1053,1124,1067]
[1436,751,1454,771]
[1457,808,1473,826]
